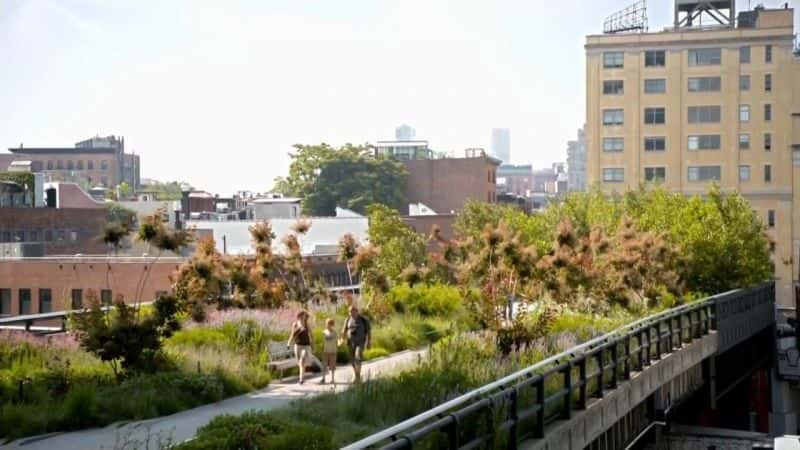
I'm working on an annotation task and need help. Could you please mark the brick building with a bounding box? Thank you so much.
[0,208,107,255]
[404,150,500,214]
[0,257,179,316]
[5,135,140,190]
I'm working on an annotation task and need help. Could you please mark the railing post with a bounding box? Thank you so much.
[623,335,631,380]
[447,415,459,450]
[509,389,519,450]
[577,355,587,409]
[609,343,618,389]
[594,350,604,398]
[640,329,649,369]
[652,324,661,361]
[561,362,572,420]
[534,377,545,438]
[667,316,674,351]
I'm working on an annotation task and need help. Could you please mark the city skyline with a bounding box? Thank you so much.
[1,0,798,194]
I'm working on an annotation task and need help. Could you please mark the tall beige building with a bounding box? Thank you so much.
[585,4,800,306]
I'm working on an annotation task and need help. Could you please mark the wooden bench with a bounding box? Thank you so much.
[267,341,296,379]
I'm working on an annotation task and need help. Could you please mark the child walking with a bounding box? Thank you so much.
[320,318,338,385]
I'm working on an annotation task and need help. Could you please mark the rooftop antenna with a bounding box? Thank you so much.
[674,0,735,28]
[604,0,649,34]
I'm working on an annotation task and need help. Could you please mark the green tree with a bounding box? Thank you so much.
[366,204,427,283]
[117,182,132,200]
[274,144,408,215]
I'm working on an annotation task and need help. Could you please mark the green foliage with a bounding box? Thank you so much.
[180,410,335,450]
[139,180,187,201]
[385,283,462,317]
[72,293,182,376]
[274,143,408,215]
[366,204,427,284]
[363,347,390,360]
[105,202,136,225]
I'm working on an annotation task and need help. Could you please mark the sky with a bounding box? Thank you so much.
[1,0,798,195]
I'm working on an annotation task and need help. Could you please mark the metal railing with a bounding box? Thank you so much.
[0,301,154,332]
[344,282,774,450]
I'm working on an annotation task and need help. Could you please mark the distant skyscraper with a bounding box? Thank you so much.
[490,128,510,164]
[566,125,586,192]
[395,124,416,141]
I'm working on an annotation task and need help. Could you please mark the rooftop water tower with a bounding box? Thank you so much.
[674,0,735,28]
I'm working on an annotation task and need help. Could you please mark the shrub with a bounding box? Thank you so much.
[180,410,335,450]
[385,283,462,317]
[363,347,390,360]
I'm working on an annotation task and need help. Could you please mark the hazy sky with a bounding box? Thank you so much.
[2,0,798,194]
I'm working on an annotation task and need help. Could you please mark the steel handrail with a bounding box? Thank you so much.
[0,301,155,326]
[343,285,761,450]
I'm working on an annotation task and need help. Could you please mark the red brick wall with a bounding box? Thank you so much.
[405,157,498,215]
[0,208,107,254]
[0,258,179,315]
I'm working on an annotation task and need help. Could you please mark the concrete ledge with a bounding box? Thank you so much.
[521,332,719,450]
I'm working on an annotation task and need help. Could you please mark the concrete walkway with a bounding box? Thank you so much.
[2,349,426,450]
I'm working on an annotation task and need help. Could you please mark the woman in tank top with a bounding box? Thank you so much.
[288,310,313,384]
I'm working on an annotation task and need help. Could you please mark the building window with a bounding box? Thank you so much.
[0,231,9,243]
[602,168,624,182]
[29,230,38,242]
[688,76,721,92]
[644,167,666,182]
[739,105,750,122]
[19,289,31,315]
[644,79,666,94]
[603,80,624,95]
[77,160,84,170]
[644,137,666,151]
[739,133,750,150]
[764,104,772,122]
[603,51,624,68]
[688,135,721,151]
[765,45,772,63]
[739,165,751,181]
[0,289,10,316]
[688,48,721,66]
[101,160,109,170]
[101,289,112,306]
[602,109,624,126]
[688,105,721,123]
[768,210,776,228]
[688,166,721,182]
[101,176,108,186]
[770,242,776,253]
[603,137,624,152]
[70,231,78,241]
[14,230,24,242]
[39,289,52,313]
[644,50,666,67]
[56,160,64,170]
[739,75,750,91]
[44,229,52,241]
[644,107,665,125]
[764,74,772,92]
[88,160,94,170]
[764,133,772,151]
[740,46,751,64]
[67,160,74,170]
[71,289,83,310]
[764,164,772,183]
[46,160,53,170]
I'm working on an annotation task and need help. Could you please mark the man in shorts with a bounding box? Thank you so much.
[342,306,371,382]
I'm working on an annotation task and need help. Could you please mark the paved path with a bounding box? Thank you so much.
[2,349,426,450]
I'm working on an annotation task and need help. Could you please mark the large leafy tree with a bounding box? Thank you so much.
[273,144,408,215]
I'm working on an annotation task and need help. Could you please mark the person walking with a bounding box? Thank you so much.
[341,306,371,383]
[320,318,338,385]
[288,310,313,384]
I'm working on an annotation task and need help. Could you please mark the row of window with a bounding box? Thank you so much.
[0,288,115,316]
[602,164,773,183]
[603,104,773,126]
[602,132,773,152]
[0,229,79,243]
[603,74,773,95]
[602,45,773,69]
[42,159,110,171]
